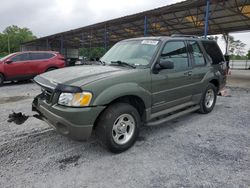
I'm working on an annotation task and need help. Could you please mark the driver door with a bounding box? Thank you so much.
[151,40,194,114]
[4,53,30,79]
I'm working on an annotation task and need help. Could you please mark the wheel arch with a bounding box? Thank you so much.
[93,94,147,130]
[110,95,146,119]
[45,66,58,72]
[209,79,219,92]
[0,72,5,85]
[92,83,151,129]
[0,72,5,79]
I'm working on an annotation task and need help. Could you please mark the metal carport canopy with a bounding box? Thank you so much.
[22,0,250,50]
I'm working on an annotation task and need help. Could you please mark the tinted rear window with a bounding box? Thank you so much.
[202,41,224,64]
[30,53,54,60]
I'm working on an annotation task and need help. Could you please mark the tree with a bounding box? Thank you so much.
[79,47,106,60]
[222,34,246,56]
[247,49,250,60]
[0,25,36,56]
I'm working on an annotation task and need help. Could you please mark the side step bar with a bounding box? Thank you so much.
[145,105,200,126]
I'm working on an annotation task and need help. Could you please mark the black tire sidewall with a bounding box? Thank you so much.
[0,74,4,86]
[46,68,56,72]
[96,103,140,153]
[200,84,217,114]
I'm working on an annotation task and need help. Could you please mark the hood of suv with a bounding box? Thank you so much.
[35,65,127,87]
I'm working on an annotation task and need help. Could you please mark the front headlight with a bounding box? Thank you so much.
[58,92,92,107]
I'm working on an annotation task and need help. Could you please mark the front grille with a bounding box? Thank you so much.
[42,88,53,103]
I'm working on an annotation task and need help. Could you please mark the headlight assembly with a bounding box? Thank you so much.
[58,92,92,107]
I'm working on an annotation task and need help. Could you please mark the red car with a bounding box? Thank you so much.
[0,51,65,85]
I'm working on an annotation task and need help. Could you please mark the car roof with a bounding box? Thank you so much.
[8,51,59,56]
[18,51,58,54]
[122,35,214,43]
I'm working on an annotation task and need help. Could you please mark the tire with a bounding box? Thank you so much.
[95,103,141,153]
[46,68,56,72]
[199,83,217,114]
[0,74,4,86]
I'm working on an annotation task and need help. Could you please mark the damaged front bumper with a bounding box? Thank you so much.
[32,94,105,141]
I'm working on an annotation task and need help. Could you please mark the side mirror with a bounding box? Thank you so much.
[5,60,12,64]
[153,59,174,74]
[157,59,174,70]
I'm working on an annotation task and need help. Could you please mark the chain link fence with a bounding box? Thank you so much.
[229,60,250,70]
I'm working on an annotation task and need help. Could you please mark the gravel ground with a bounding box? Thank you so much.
[227,70,250,89]
[0,81,250,188]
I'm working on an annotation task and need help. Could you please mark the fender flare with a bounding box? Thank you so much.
[93,83,151,108]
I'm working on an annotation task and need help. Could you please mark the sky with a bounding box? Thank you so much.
[0,0,249,53]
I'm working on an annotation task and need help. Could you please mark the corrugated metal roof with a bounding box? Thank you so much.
[22,0,250,50]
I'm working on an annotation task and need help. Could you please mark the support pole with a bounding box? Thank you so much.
[144,15,148,37]
[225,33,229,55]
[46,39,49,50]
[104,24,107,51]
[89,32,92,59]
[224,33,230,72]
[60,37,64,54]
[7,35,10,54]
[204,0,210,39]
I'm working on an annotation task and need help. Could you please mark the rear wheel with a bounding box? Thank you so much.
[95,103,140,153]
[199,83,217,114]
[0,74,4,86]
[46,68,57,72]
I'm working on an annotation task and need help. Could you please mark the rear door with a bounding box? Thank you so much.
[4,53,30,79]
[151,40,194,113]
[29,52,54,74]
[187,40,208,97]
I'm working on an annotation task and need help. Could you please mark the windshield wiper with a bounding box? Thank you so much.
[110,61,136,69]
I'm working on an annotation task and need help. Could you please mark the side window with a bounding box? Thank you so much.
[11,53,29,62]
[30,53,54,60]
[161,41,189,71]
[189,41,205,66]
[202,41,224,64]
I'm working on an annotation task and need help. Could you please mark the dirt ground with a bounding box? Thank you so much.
[0,74,250,187]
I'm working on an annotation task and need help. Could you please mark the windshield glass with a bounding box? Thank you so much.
[0,53,15,61]
[101,40,160,67]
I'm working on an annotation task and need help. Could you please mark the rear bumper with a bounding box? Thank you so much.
[32,95,105,140]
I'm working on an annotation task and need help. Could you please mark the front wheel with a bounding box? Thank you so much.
[0,74,4,86]
[95,103,140,153]
[46,68,57,72]
[199,83,217,114]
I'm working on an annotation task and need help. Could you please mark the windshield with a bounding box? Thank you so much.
[101,39,160,67]
[0,53,16,61]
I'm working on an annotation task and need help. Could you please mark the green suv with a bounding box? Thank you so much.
[32,36,227,153]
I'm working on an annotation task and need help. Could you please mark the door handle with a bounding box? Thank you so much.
[184,71,192,76]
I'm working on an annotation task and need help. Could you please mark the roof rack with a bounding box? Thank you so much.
[171,34,200,38]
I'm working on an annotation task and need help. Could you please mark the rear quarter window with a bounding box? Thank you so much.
[43,53,55,59]
[201,41,224,64]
